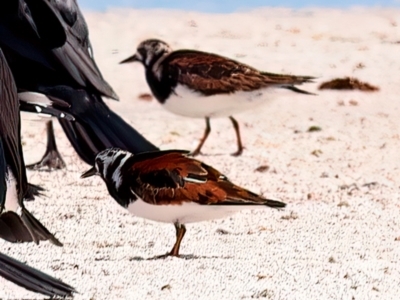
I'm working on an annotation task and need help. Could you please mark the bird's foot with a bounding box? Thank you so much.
[188,150,202,157]
[27,150,66,170]
[149,252,181,260]
[230,148,243,157]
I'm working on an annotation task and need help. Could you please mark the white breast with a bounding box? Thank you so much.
[127,198,254,224]
[163,84,286,119]
[4,167,21,212]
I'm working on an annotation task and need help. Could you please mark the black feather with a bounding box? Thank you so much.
[0,251,76,297]
[0,0,158,168]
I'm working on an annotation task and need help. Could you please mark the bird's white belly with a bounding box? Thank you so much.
[5,167,20,212]
[127,198,248,224]
[163,84,282,118]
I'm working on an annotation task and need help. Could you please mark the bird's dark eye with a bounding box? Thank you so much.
[96,162,103,175]
[138,48,146,60]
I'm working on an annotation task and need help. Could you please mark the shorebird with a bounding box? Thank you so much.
[0,47,75,297]
[120,38,315,156]
[81,148,286,258]
[0,0,157,170]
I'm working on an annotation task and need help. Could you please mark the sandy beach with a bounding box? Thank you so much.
[1,7,400,299]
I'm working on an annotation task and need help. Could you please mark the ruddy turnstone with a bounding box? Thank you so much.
[120,39,315,156]
[81,148,286,257]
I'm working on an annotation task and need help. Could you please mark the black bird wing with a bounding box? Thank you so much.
[0,49,61,246]
[0,0,158,165]
[163,49,315,96]
[2,0,113,98]
[49,0,117,99]
[45,86,158,165]
[53,0,87,44]
[0,251,75,297]
[0,32,74,298]
[0,0,66,68]
[0,50,25,206]
[46,0,158,160]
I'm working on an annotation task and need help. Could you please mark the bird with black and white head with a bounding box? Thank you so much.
[121,38,315,156]
[82,147,286,258]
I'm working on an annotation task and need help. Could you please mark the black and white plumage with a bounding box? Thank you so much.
[0,48,75,297]
[0,49,60,246]
[121,39,315,156]
[81,148,286,257]
[0,0,158,170]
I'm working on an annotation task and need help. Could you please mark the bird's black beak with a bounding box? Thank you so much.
[81,167,97,178]
[120,54,139,64]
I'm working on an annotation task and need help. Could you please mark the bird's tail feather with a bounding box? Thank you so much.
[0,209,62,246]
[58,106,159,165]
[0,252,76,297]
[219,198,286,208]
[261,72,315,85]
[35,87,158,165]
[283,85,316,95]
[260,72,316,95]
[214,182,287,208]
[263,199,287,208]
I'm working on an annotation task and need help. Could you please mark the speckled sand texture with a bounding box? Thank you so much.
[1,7,400,300]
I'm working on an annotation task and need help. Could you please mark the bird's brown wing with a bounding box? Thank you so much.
[164,50,314,95]
[128,150,281,206]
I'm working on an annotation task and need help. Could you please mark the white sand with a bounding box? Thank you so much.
[1,7,400,300]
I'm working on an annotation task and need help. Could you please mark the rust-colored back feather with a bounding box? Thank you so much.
[131,151,207,179]
[128,151,285,208]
